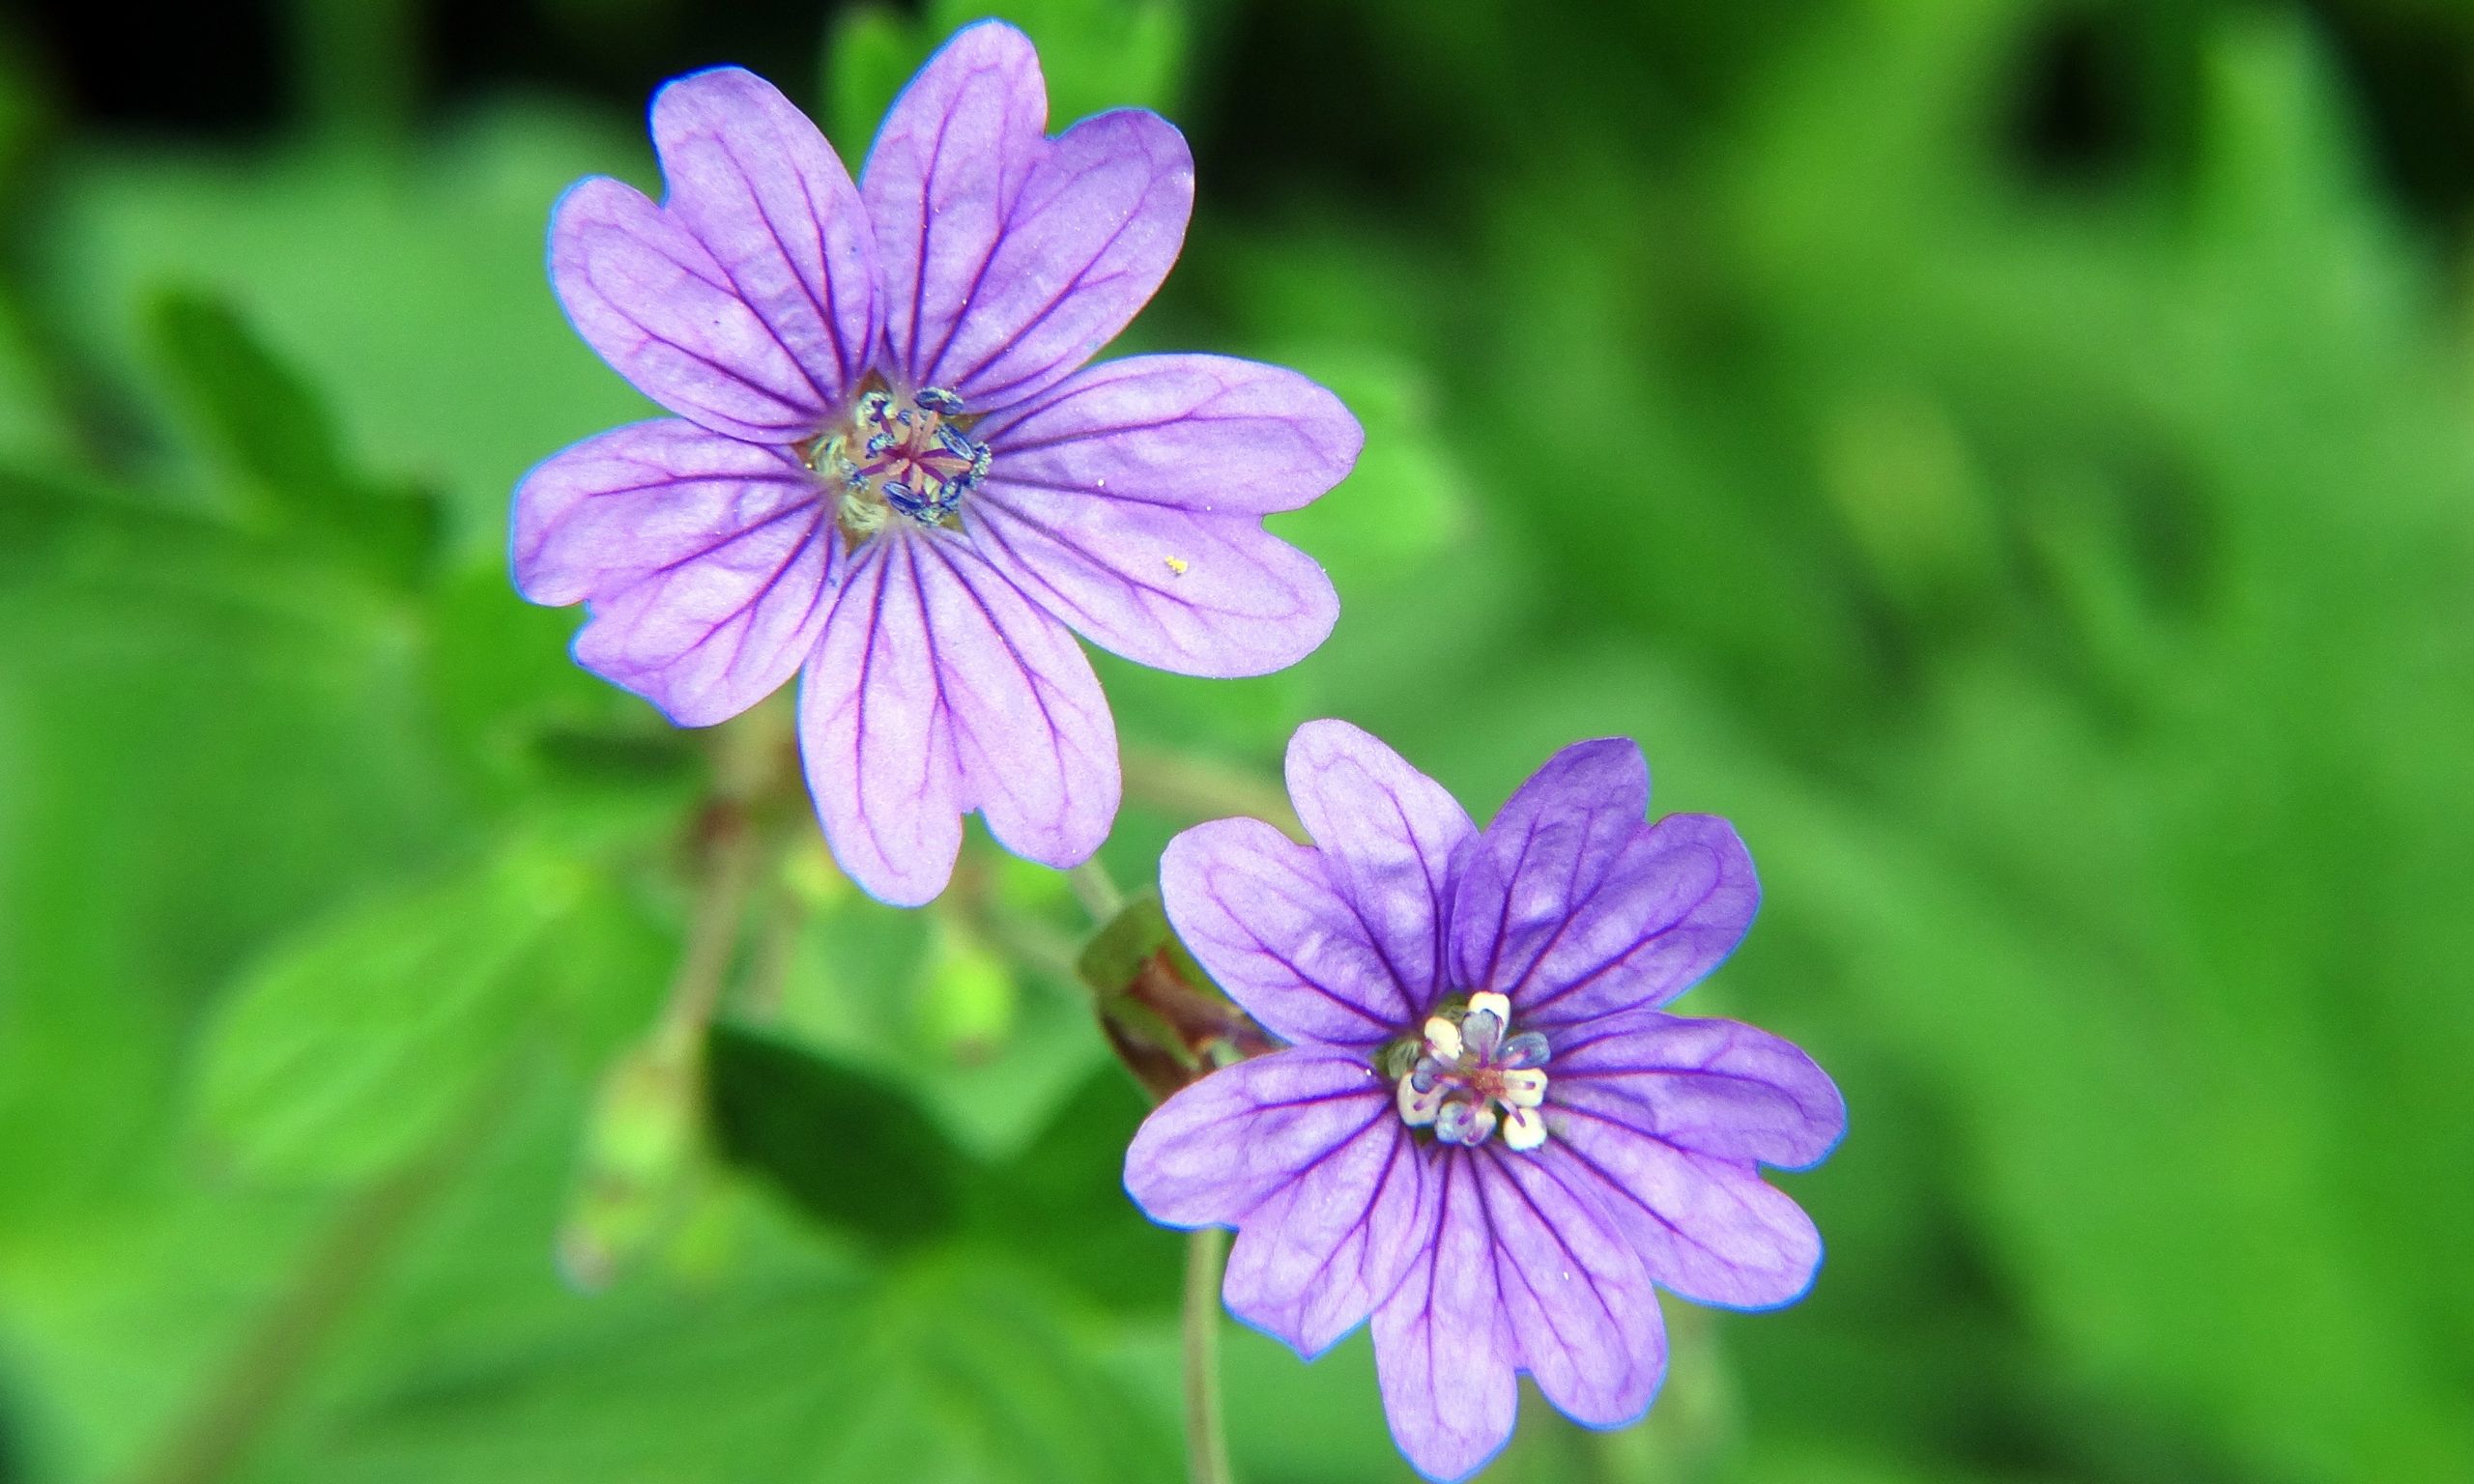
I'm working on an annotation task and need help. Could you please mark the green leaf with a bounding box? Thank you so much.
[48,109,651,559]
[823,7,933,159]
[705,1021,964,1249]
[968,1068,1180,1313]
[191,838,592,1183]
[255,1232,1177,1484]
[825,0,1186,158]
[145,288,440,585]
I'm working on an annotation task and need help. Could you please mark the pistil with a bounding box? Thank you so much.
[805,384,992,541]
[1393,991,1551,1151]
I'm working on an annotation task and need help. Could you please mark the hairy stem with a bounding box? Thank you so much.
[1182,1225,1236,1484]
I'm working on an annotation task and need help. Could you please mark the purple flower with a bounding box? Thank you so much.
[511,23,1359,905]
[1125,721,1845,1481]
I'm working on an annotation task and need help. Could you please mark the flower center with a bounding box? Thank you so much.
[1389,991,1550,1151]
[804,384,992,541]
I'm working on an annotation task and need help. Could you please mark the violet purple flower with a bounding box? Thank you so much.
[511,22,1359,904]
[1125,721,1845,1481]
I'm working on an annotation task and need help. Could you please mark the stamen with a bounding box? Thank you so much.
[1499,1031,1550,1070]
[1435,1099,1497,1147]
[1497,1069,1546,1107]
[813,383,992,541]
[1391,993,1554,1153]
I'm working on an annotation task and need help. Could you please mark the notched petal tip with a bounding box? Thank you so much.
[647,63,775,128]
[546,175,834,442]
[1157,814,1419,1044]
[796,536,1117,909]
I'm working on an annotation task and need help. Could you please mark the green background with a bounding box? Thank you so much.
[3,0,2469,1480]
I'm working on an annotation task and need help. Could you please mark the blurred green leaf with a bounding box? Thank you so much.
[706,1021,964,1249]
[968,1068,1181,1314]
[825,0,1185,157]
[262,1234,1178,1484]
[823,6,928,157]
[46,106,651,556]
[193,837,592,1183]
[146,288,440,586]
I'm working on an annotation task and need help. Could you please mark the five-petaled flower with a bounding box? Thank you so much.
[1125,721,1845,1481]
[511,22,1360,904]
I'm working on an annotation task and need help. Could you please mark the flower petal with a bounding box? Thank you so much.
[1550,1010,1846,1170]
[1471,1148,1666,1429]
[1286,721,1477,1012]
[1546,1089,1828,1310]
[798,532,1117,905]
[1163,815,1434,1048]
[1454,806,1758,1031]
[1161,818,1417,1048]
[549,178,831,442]
[648,67,879,412]
[972,354,1364,516]
[862,21,1192,410]
[960,354,1357,675]
[967,484,1336,677]
[861,20,1049,390]
[914,109,1193,409]
[1448,738,1643,988]
[1123,1046,1386,1222]
[510,418,834,726]
[1123,1047,1432,1358]
[1370,1155,1517,1484]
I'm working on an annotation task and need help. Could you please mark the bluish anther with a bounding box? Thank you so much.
[1394,991,1551,1151]
[817,385,992,538]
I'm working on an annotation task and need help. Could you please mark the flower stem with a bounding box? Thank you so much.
[1067,856,1125,922]
[656,804,761,1050]
[658,709,782,1048]
[1182,1225,1236,1484]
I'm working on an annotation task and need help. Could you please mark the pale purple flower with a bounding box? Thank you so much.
[1125,721,1845,1481]
[511,23,1358,904]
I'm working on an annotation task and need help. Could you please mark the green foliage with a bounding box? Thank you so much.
[826,0,1184,152]
[6,2,2474,1482]
[192,838,593,1183]
[707,1022,965,1249]
[146,289,441,586]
